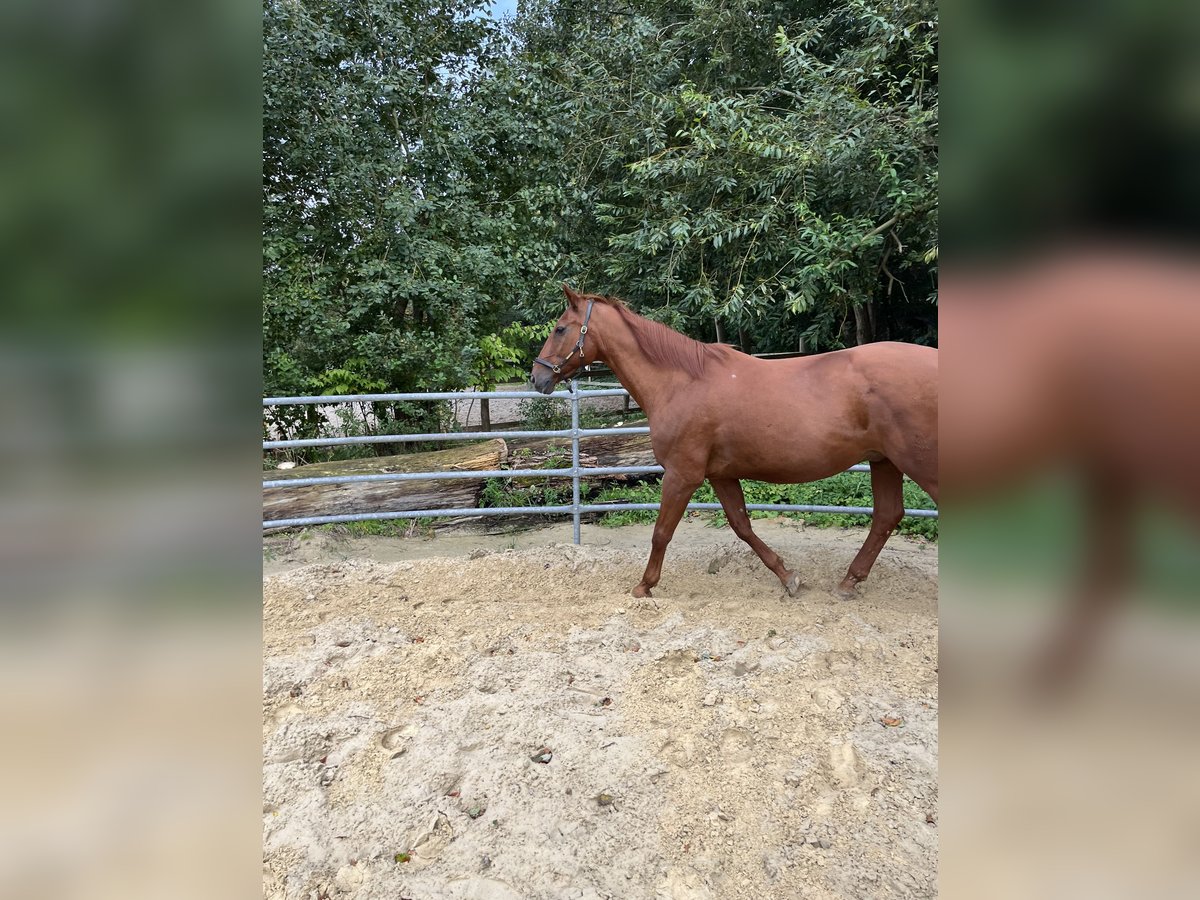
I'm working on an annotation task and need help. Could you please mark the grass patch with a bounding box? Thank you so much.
[480,441,599,510]
[943,474,1198,610]
[276,451,938,543]
[480,474,598,510]
[314,518,441,539]
[594,472,938,539]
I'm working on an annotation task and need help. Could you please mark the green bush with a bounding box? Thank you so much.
[594,472,938,539]
[516,398,629,431]
[480,473,597,511]
[517,397,569,431]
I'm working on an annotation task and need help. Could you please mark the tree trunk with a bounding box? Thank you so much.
[263,432,660,528]
[505,432,656,475]
[264,439,508,525]
[480,398,491,432]
[853,302,875,345]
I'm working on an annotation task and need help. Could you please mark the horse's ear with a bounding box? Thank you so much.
[562,284,584,308]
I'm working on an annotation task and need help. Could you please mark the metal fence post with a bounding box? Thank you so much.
[570,377,581,544]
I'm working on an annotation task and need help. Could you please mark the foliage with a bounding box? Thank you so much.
[591,482,666,527]
[517,397,570,431]
[473,322,554,390]
[480,441,599,509]
[326,518,440,539]
[264,1,938,434]
[595,473,938,538]
[263,0,562,430]
[514,396,632,431]
[510,0,938,350]
[480,472,597,510]
[307,358,389,397]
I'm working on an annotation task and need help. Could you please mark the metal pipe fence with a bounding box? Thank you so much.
[262,382,938,539]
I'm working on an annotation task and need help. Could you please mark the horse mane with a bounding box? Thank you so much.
[585,293,724,379]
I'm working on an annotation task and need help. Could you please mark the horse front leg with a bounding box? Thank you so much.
[839,459,905,597]
[710,477,805,596]
[633,469,701,598]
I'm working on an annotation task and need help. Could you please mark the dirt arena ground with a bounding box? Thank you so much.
[263,520,938,899]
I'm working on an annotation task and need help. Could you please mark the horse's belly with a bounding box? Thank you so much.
[706,445,859,484]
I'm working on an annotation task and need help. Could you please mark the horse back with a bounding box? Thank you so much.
[687,342,937,483]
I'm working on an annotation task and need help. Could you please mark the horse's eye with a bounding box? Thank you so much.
[554,326,566,335]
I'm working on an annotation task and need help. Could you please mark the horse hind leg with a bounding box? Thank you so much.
[710,477,804,596]
[889,448,937,505]
[838,459,905,598]
[1033,472,1132,690]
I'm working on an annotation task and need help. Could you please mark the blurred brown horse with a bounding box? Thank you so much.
[532,285,938,598]
[942,250,1200,683]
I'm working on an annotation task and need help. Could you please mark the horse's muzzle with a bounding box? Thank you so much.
[530,368,556,395]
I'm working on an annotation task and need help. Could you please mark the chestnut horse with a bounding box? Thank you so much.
[531,285,938,598]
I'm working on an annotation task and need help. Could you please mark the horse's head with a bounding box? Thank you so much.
[531,284,598,394]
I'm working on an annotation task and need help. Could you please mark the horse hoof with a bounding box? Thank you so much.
[836,578,859,600]
[632,584,652,598]
[784,572,806,597]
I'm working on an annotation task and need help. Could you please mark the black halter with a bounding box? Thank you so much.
[533,299,594,375]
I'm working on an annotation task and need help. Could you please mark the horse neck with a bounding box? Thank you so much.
[592,306,693,418]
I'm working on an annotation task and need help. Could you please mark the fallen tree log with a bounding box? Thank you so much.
[504,432,657,476]
[446,432,659,531]
[263,439,508,525]
[263,430,661,530]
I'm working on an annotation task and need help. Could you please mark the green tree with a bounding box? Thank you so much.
[263,0,556,439]
[509,0,938,351]
[262,1,939,446]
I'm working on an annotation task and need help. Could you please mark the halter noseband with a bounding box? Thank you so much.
[534,298,594,375]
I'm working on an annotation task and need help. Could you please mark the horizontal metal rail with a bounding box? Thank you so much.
[263,388,626,405]
[263,465,665,489]
[264,502,937,531]
[264,505,577,530]
[262,384,937,537]
[582,503,939,518]
[263,463,873,490]
[263,425,651,451]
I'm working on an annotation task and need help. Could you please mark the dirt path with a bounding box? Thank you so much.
[263,521,938,899]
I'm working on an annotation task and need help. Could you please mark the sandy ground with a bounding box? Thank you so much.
[263,520,938,899]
